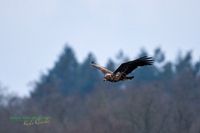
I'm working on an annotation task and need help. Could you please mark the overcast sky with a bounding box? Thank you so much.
[0,0,200,97]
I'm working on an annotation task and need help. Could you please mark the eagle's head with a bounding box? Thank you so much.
[104,73,112,81]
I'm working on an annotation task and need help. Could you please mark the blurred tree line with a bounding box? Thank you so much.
[0,45,200,133]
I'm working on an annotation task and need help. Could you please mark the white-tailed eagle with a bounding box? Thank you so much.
[91,56,154,82]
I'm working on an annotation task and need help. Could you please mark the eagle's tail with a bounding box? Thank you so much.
[126,76,134,80]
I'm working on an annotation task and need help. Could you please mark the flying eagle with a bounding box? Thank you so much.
[91,56,154,82]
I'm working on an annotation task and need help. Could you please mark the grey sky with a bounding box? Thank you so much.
[0,0,200,97]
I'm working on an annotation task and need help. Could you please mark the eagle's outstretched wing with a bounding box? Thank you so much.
[114,56,154,75]
[91,62,113,74]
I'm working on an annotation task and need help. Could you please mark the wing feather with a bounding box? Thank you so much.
[114,56,154,75]
[91,63,113,74]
